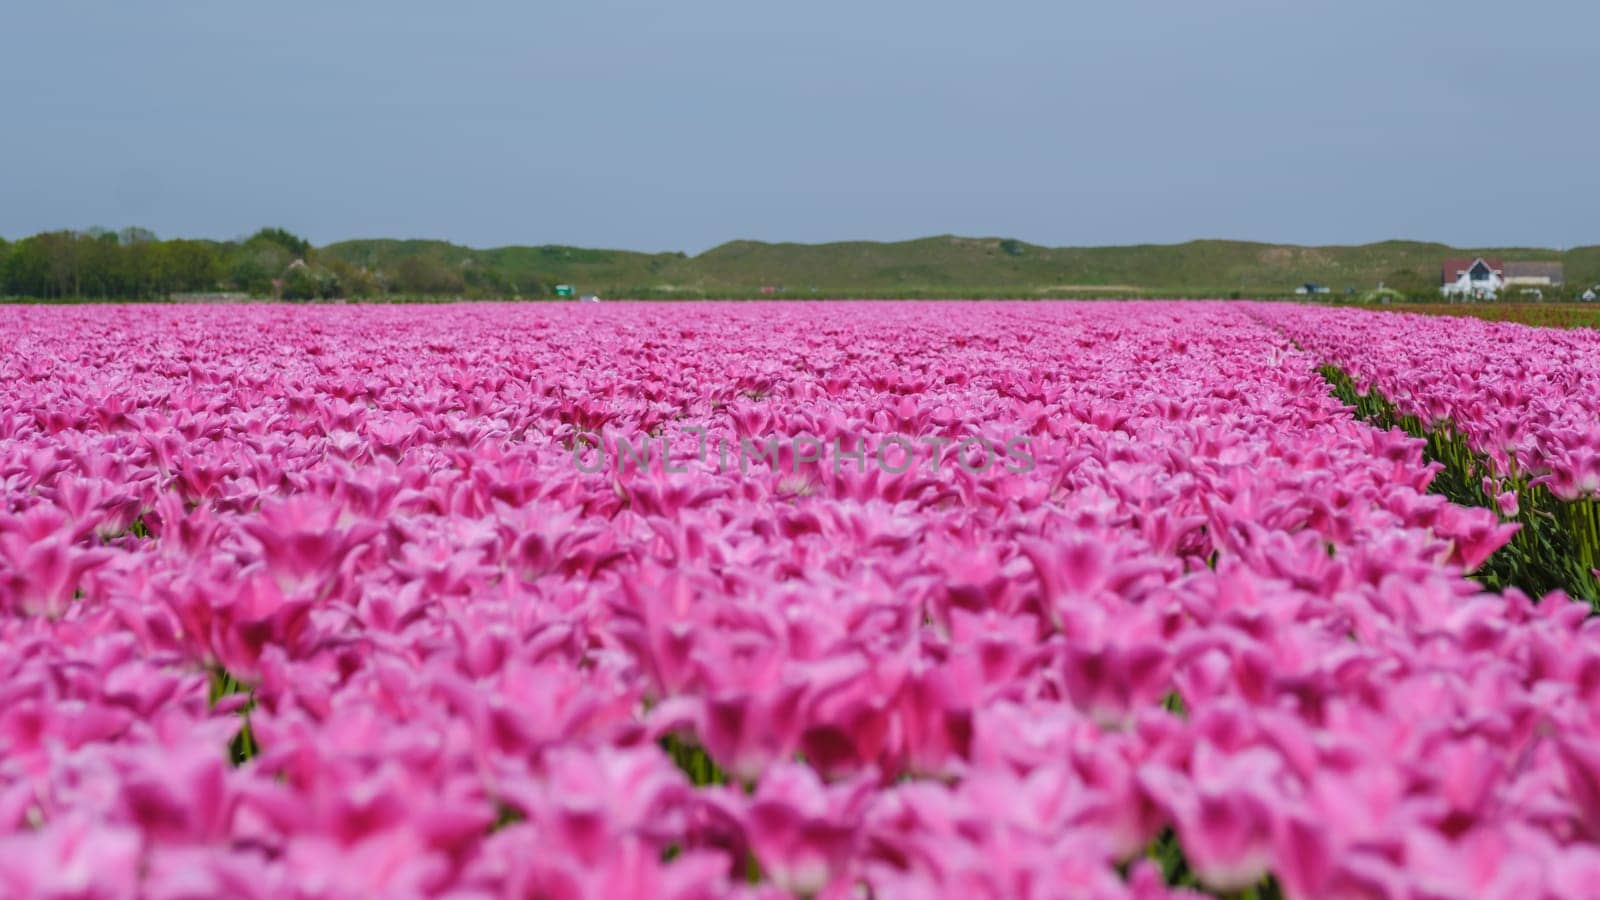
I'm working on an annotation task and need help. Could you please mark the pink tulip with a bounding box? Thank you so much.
[741,764,871,897]
[0,818,143,900]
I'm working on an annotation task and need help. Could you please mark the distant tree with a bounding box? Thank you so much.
[38,231,84,297]
[158,240,224,294]
[116,237,161,297]
[391,254,465,295]
[0,228,275,298]
[999,239,1026,257]
[323,258,375,296]
[316,269,344,299]
[4,235,53,297]
[0,230,153,298]
[512,272,550,298]
[229,242,294,295]
[280,263,319,301]
[246,227,313,261]
[81,230,125,297]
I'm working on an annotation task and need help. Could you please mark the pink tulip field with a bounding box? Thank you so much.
[5,301,1600,898]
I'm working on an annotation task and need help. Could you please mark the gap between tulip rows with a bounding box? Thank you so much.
[98,515,262,767]
[1319,365,1600,606]
[207,666,258,766]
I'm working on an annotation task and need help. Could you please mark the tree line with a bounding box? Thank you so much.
[0,227,552,300]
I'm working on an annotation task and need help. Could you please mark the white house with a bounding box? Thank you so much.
[1441,258,1504,300]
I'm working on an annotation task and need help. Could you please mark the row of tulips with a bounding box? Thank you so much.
[0,302,1595,898]
[1258,305,1600,604]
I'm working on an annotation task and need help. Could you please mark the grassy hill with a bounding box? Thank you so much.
[17,228,1590,302]
[323,239,686,291]
[320,236,1600,299]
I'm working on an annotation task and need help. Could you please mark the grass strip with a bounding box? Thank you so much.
[1321,365,1600,605]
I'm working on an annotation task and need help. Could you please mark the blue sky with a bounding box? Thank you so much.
[2,0,1596,253]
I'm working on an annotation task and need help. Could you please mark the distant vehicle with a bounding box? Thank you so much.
[554,284,575,298]
[579,294,602,303]
[1583,288,1598,302]
[1294,283,1331,295]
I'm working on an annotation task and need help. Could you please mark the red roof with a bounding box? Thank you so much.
[1442,258,1505,282]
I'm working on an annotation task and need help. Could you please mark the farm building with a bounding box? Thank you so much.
[1441,258,1505,299]
[1504,261,1565,287]
[1442,258,1565,299]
